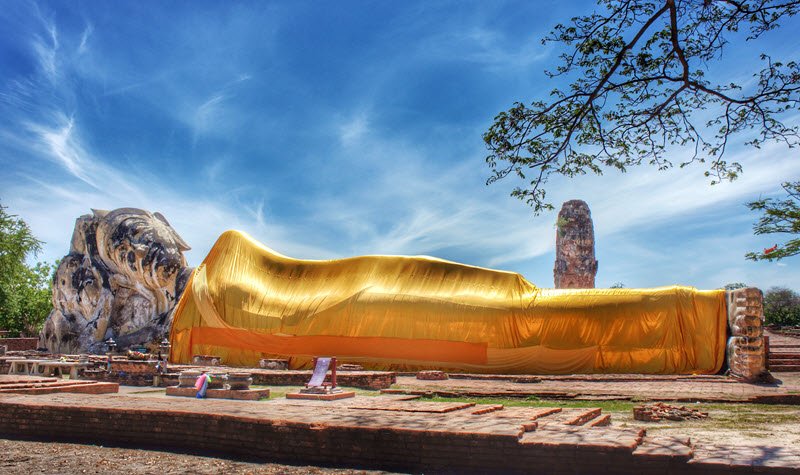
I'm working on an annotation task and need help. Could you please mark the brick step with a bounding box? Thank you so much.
[0,380,100,390]
[0,381,118,395]
[769,361,800,367]
[768,351,800,358]
[769,355,800,364]
[524,407,603,429]
[769,364,800,372]
[632,435,693,462]
[0,377,58,386]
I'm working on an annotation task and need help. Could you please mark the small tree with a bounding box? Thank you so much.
[484,0,799,214]
[763,286,800,326]
[745,181,800,261]
[724,282,748,290]
[0,203,55,337]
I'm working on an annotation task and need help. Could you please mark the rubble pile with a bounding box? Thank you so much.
[633,402,708,422]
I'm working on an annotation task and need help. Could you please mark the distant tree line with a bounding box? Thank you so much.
[763,286,800,326]
[0,202,55,337]
[726,282,800,326]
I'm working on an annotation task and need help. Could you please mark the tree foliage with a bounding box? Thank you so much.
[763,286,800,326]
[484,0,800,213]
[723,282,748,290]
[745,181,800,260]
[0,203,55,337]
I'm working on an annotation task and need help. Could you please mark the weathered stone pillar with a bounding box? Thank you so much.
[726,287,770,382]
[554,200,598,288]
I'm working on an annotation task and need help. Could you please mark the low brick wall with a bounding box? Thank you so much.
[0,338,39,351]
[79,366,394,390]
[80,369,178,387]
[0,396,785,474]
[110,360,158,374]
[0,382,119,395]
[248,369,396,390]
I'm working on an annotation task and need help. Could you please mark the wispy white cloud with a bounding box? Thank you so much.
[2,0,797,294]
[0,5,330,266]
[77,23,92,54]
[420,26,548,71]
[31,19,58,80]
[193,93,228,141]
[339,114,369,146]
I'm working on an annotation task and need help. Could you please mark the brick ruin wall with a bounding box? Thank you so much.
[0,338,39,351]
[0,395,786,475]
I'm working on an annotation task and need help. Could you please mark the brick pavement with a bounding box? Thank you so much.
[0,375,118,395]
[387,373,800,403]
[0,392,798,473]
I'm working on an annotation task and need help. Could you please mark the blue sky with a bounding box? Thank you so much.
[1,0,798,290]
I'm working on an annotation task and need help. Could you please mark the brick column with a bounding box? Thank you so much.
[554,200,598,289]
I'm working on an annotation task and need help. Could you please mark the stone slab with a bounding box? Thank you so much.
[349,400,475,413]
[285,390,356,400]
[165,386,270,400]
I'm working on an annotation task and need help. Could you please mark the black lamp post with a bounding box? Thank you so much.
[105,337,116,373]
[159,338,171,372]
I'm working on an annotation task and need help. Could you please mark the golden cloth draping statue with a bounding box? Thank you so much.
[169,230,727,374]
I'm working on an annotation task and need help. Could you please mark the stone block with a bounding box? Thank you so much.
[258,358,288,370]
[416,370,448,380]
[166,386,270,400]
[286,390,356,400]
[192,355,222,366]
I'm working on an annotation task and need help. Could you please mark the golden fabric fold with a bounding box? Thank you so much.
[169,230,727,374]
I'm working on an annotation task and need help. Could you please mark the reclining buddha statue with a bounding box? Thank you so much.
[170,230,729,374]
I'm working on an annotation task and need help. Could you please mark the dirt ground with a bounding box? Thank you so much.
[0,438,396,475]
[2,396,799,474]
[613,403,800,449]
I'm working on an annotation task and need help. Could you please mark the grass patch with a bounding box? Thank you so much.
[419,396,800,423]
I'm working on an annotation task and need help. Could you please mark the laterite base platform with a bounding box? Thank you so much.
[1,393,799,473]
[166,386,270,400]
[286,390,356,401]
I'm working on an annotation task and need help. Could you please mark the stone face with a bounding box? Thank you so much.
[554,200,598,288]
[39,208,193,354]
